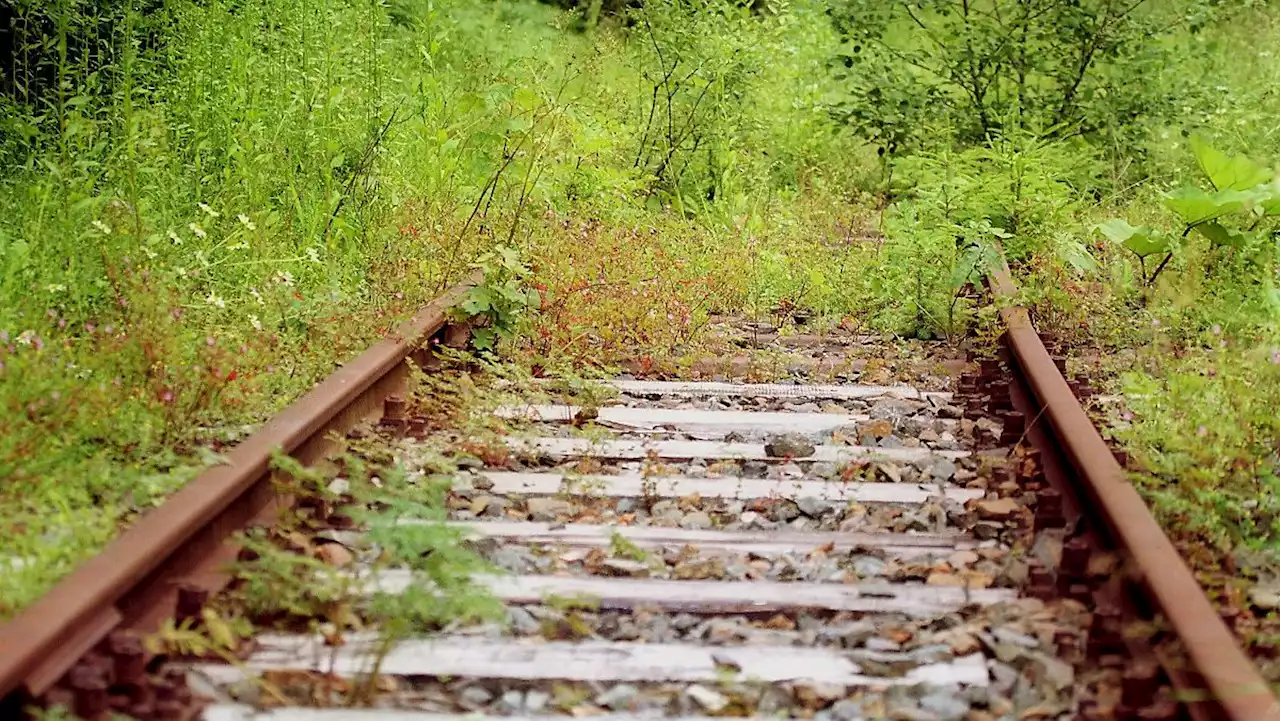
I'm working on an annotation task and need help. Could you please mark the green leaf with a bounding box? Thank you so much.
[1095,218,1145,243]
[513,87,541,111]
[1161,186,1254,225]
[471,327,498,351]
[1193,221,1247,248]
[461,288,492,315]
[950,245,982,290]
[1255,179,1280,216]
[1055,235,1100,275]
[1189,135,1272,191]
[505,116,532,133]
[1095,219,1170,258]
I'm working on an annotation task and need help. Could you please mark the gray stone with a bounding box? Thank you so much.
[642,614,673,642]
[992,627,1039,648]
[918,686,969,720]
[672,613,701,630]
[768,500,801,522]
[909,644,954,663]
[458,686,493,709]
[743,460,770,478]
[455,456,485,470]
[811,461,838,478]
[1029,651,1075,690]
[684,684,729,712]
[496,690,524,713]
[524,605,566,621]
[972,521,1003,540]
[928,458,958,481]
[798,496,834,517]
[615,497,637,514]
[507,606,541,634]
[526,497,571,522]
[681,511,713,529]
[864,637,901,652]
[1012,674,1041,711]
[225,679,260,705]
[793,682,846,702]
[524,690,551,713]
[937,405,963,419]
[756,686,794,715]
[765,433,816,458]
[595,684,640,710]
[774,461,806,479]
[705,619,746,644]
[1249,585,1280,611]
[875,463,902,483]
[829,699,864,721]
[650,499,678,516]
[870,398,917,420]
[602,558,651,577]
[990,662,1019,694]
[490,546,535,573]
[481,496,513,518]
[831,621,878,647]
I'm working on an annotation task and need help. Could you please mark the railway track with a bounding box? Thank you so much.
[0,271,1277,721]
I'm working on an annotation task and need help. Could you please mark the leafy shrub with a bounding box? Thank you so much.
[1115,338,1280,557]
[827,0,1181,149]
[1096,135,1280,294]
[453,246,541,352]
[627,0,789,204]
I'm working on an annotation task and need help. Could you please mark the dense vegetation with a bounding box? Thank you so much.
[0,0,1276,632]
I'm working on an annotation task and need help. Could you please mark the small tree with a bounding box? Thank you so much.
[1097,135,1280,289]
[827,0,1173,148]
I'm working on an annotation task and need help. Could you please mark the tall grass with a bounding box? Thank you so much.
[0,0,873,617]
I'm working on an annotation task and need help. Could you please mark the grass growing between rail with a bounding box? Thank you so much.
[3,0,1280,672]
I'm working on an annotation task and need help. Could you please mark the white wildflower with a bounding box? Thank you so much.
[45,284,67,293]
[274,270,295,286]
[237,214,256,231]
[168,229,183,245]
[92,220,112,235]
[249,287,265,306]
[249,314,263,331]
[189,223,207,239]
[205,293,226,309]
[199,202,221,218]
[306,247,321,264]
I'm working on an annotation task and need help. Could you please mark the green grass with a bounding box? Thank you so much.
[2,0,1280,631]
[0,0,876,618]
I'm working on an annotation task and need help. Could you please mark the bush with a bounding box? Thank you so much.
[827,0,1184,150]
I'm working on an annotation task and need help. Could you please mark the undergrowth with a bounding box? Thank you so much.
[3,0,1280,659]
[0,0,869,617]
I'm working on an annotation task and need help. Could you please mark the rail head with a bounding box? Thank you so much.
[0,273,480,710]
[987,259,1280,720]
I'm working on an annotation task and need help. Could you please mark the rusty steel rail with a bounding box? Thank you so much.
[987,260,1280,720]
[0,274,479,718]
